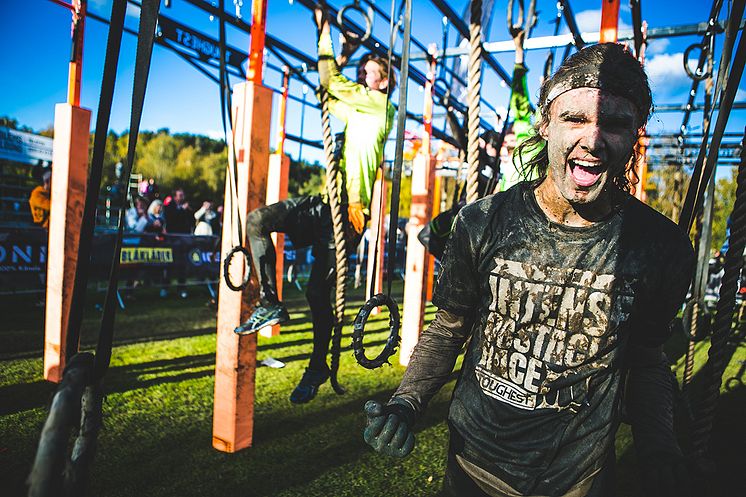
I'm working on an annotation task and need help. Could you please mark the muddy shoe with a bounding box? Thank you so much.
[290,368,330,404]
[234,302,289,335]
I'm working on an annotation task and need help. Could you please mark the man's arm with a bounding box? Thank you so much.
[625,233,696,497]
[390,309,474,420]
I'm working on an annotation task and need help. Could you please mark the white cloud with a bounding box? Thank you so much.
[737,88,746,101]
[645,38,671,56]
[126,3,140,18]
[645,52,690,96]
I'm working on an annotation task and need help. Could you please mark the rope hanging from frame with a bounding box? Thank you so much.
[465,0,483,204]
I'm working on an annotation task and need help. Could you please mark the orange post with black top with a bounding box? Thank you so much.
[44,0,91,382]
[213,0,272,453]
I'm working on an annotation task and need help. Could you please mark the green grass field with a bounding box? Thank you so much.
[1,282,744,496]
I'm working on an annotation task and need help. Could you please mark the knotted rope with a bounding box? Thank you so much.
[465,0,483,204]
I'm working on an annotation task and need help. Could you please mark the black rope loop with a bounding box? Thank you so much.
[337,1,373,44]
[352,293,401,369]
[223,246,251,292]
[683,43,711,81]
[28,353,104,497]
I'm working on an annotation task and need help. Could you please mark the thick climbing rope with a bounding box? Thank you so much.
[683,58,715,389]
[690,128,746,455]
[318,85,347,395]
[465,0,483,204]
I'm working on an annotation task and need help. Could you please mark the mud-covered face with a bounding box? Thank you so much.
[540,87,640,206]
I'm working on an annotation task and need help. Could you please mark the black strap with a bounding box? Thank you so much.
[385,0,412,297]
[65,0,128,362]
[678,0,746,232]
[218,0,252,292]
[94,0,161,380]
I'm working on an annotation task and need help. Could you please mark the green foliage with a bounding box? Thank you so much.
[712,168,737,252]
[288,158,325,197]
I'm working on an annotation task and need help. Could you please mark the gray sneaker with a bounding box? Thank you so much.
[234,302,289,335]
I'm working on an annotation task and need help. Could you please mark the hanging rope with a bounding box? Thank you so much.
[690,128,746,455]
[317,86,347,394]
[352,0,411,370]
[465,0,483,204]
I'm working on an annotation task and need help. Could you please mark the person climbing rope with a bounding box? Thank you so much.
[418,25,539,259]
[363,43,699,497]
[234,4,395,406]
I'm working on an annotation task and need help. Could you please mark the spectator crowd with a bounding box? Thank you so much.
[125,180,221,236]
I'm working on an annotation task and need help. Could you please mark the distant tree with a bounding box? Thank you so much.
[712,167,737,252]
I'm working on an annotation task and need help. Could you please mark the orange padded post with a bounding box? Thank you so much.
[400,51,436,365]
[212,81,272,453]
[43,104,91,383]
[259,67,290,338]
[426,173,442,302]
[599,0,620,43]
[259,152,289,338]
[366,169,387,313]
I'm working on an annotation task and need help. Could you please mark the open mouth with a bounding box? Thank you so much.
[568,159,605,187]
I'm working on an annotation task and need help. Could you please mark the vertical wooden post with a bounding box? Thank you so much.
[213,0,270,453]
[599,0,620,43]
[43,0,89,382]
[259,153,289,338]
[366,169,387,312]
[259,67,290,338]
[213,82,272,452]
[44,104,91,383]
[426,173,442,302]
[400,154,436,366]
[400,51,436,366]
[67,1,86,107]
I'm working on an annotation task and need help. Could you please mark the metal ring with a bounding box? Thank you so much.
[352,293,401,369]
[223,246,251,292]
[507,0,525,32]
[337,2,373,44]
[683,43,710,81]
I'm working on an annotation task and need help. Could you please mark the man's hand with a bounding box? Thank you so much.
[347,202,366,236]
[510,27,526,65]
[313,5,329,34]
[363,400,415,458]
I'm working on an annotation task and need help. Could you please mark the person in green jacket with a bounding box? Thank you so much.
[234,5,395,406]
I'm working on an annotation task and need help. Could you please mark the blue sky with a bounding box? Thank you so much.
[2,0,744,167]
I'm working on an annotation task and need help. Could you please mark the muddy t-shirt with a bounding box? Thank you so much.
[429,182,693,495]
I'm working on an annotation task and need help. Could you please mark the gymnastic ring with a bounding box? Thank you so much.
[507,0,524,33]
[683,43,710,81]
[223,246,251,291]
[352,293,401,369]
[337,2,373,44]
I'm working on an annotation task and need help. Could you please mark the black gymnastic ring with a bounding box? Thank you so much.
[223,246,251,292]
[683,43,711,81]
[352,293,401,369]
[337,2,373,44]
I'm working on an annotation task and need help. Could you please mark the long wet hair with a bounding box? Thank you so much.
[514,43,653,194]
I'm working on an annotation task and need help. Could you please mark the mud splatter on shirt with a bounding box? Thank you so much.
[395,181,694,495]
